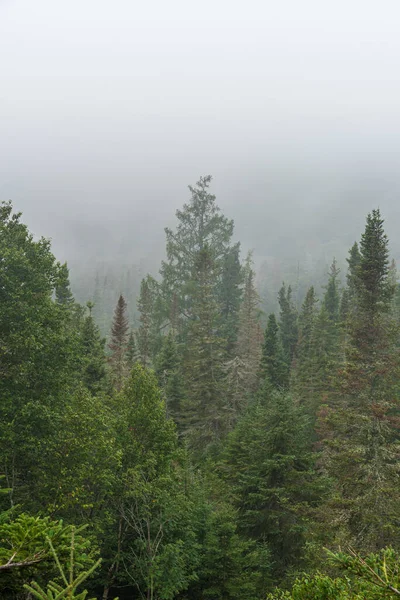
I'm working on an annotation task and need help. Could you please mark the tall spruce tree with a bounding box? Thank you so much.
[183,247,226,451]
[291,286,319,402]
[217,244,244,357]
[160,175,236,330]
[155,331,185,426]
[137,275,160,367]
[126,329,139,370]
[108,294,129,391]
[318,209,400,551]
[55,262,75,307]
[80,301,107,394]
[278,283,298,375]
[222,391,319,581]
[234,253,262,395]
[259,313,288,390]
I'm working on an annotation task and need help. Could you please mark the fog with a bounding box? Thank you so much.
[2,0,400,280]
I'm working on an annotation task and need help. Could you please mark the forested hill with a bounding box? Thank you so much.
[1,178,400,599]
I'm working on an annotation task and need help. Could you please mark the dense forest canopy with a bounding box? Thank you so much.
[1,179,400,599]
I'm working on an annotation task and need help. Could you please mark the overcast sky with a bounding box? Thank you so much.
[1,0,400,266]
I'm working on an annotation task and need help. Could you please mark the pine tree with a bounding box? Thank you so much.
[278,283,298,374]
[108,294,129,391]
[318,210,400,551]
[55,262,75,307]
[259,313,288,390]
[81,301,107,394]
[160,175,236,331]
[323,258,341,323]
[222,391,319,581]
[183,247,226,451]
[346,241,361,305]
[234,253,262,396]
[155,331,185,426]
[126,330,139,370]
[291,286,319,402]
[217,244,244,357]
[137,275,159,368]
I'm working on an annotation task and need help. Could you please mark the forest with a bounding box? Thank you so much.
[1,175,400,600]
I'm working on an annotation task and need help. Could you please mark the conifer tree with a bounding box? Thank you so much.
[235,253,262,395]
[183,247,226,451]
[318,209,400,551]
[346,241,361,305]
[155,331,185,425]
[259,313,288,390]
[126,330,139,370]
[323,258,341,323]
[217,244,244,357]
[81,302,107,394]
[222,391,319,581]
[291,286,319,402]
[137,275,159,367]
[55,262,75,307]
[278,283,298,373]
[160,175,236,330]
[108,294,129,391]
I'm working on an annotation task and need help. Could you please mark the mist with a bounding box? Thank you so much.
[2,0,400,281]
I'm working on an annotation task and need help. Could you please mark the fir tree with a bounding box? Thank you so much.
[137,275,159,368]
[346,241,361,305]
[323,258,341,323]
[235,253,262,396]
[217,244,244,357]
[160,175,236,330]
[222,391,319,581]
[183,247,226,451]
[318,210,400,551]
[155,331,185,425]
[278,283,298,372]
[108,294,129,391]
[81,302,107,394]
[259,313,288,390]
[126,330,139,370]
[55,262,75,307]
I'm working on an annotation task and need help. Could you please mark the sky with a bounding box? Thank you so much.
[1,0,400,272]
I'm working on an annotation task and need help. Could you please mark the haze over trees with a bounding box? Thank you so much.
[1,179,400,599]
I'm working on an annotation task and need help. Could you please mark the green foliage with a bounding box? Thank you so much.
[260,313,288,390]
[182,247,227,451]
[155,331,185,426]
[278,283,298,371]
[268,547,400,599]
[217,244,244,356]
[108,294,130,391]
[193,502,271,600]
[221,392,320,579]
[24,528,102,600]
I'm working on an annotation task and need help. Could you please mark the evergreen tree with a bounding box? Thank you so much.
[278,283,298,373]
[323,258,341,323]
[183,247,226,451]
[235,253,262,396]
[155,331,185,425]
[160,175,236,330]
[222,391,319,581]
[346,241,361,304]
[291,286,319,403]
[108,294,129,391]
[126,329,139,369]
[217,244,244,357]
[137,275,160,367]
[259,313,288,390]
[80,301,107,394]
[318,210,400,551]
[55,262,75,307]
